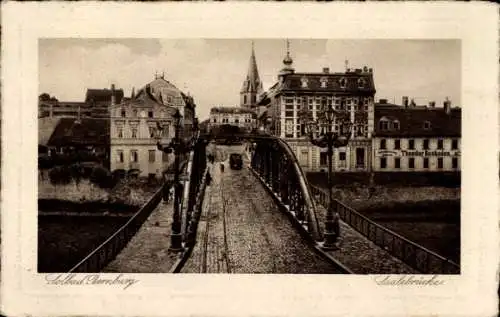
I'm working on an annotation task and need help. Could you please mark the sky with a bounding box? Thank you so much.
[39,39,461,121]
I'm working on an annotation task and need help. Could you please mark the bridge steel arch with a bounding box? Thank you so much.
[248,135,323,242]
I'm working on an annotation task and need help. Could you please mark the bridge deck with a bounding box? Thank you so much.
[181,145,343,274]
[102,193,179,273]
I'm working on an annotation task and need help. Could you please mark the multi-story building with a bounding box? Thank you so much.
[208,107,256,133]
[109,74,196,178]
[240,42,263,110]
[372,98,461,172]
[257,43,376,172]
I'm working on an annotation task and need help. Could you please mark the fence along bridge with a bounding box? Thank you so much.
[68,134,460,274]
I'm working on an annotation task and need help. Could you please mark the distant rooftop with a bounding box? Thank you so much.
[210,106,256,115]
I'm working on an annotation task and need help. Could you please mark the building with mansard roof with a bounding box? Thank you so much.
[109,74,196,178]
[257,41,377,172]
[372,97,461,172]
[240,42,264,109]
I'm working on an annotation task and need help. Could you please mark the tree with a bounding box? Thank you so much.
[39,93,51,101]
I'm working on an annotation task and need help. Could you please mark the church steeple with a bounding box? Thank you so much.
[240,41,263,108]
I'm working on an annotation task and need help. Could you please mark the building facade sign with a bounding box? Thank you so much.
[376,149,461,157]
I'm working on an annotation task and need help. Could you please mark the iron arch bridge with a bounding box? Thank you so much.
[66,133,459,274]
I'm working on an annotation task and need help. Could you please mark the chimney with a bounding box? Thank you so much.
[369,68,373,73]
[111,84,116,105]
[322,67,330,74]
[443,98,451,114]
[363,66,368,72]
[402,96,409,107]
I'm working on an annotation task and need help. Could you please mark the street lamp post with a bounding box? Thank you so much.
[156,110,199,252]
[301,102,352,250]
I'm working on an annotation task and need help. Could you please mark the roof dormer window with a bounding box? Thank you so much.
[339,77,347,89]
[423,121,432,130]
[358,78,365,89]
[392,120,400,130]
[320,77,328,88]
[379,117,390,131]
[301,77,309,88]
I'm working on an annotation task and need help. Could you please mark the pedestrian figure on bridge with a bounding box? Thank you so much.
[163,181,172,203]
[206,170,212,186]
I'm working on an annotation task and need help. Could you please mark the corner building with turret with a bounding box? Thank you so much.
[257,43,376,172]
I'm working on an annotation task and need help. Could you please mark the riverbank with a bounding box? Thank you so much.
[38,178,162,207]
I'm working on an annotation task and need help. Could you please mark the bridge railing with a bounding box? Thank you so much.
[183,139,208,247]
[68,183,165,273]
[250,137,322,242]
[310,185,460,274]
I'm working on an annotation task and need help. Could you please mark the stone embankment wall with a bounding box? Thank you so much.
[331,186,460,210]
[38,178,159,207]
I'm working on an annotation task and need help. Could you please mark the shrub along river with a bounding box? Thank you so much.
[38,200,138,273]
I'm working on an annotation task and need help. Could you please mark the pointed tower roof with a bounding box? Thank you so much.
[241,42,263,94]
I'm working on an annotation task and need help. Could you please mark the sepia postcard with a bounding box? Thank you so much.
[1,2,499,317]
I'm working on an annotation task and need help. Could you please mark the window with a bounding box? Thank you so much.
[423,139,429,150]
[148,111,154,118]
[285,111,294,118]
[394,157,401,169]
[117,127,123,138]
[320,78,328,88]
[213,118,217,123]
[148,150,155,163]
[437,139,444,149]
[244,95,247,104]
[339,78,347,89]
[339,152,346,161]
[131,128,138,138]
[380,139,386,150]
[452,157,458,169]
[409,139,415,150]
[252,95,256,104]
[117,150,124,163]
[379,120,389,131]
[301,77,308,88]
[380,158,387,169]
[356,125,364,137]
[394,139,401,150]
[437,158,443,169]
[121,109,126,117]
[358,78,365,88]
[320,152,327,165]
[423,158,429,169]
[285,104,294,110]
[162,151,169,162]
[423,121,432,130]
[452,139,458,150]
[133,109,138,117]
[162,125,169,138]
[130,150,138,162]
[409,157,415,169]
[392,120,400,130]
[149,126,156,138]
[296,125,302,138]
[235,119,239,124]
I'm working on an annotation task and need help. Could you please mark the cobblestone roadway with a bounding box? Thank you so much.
[182,144,342,273]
